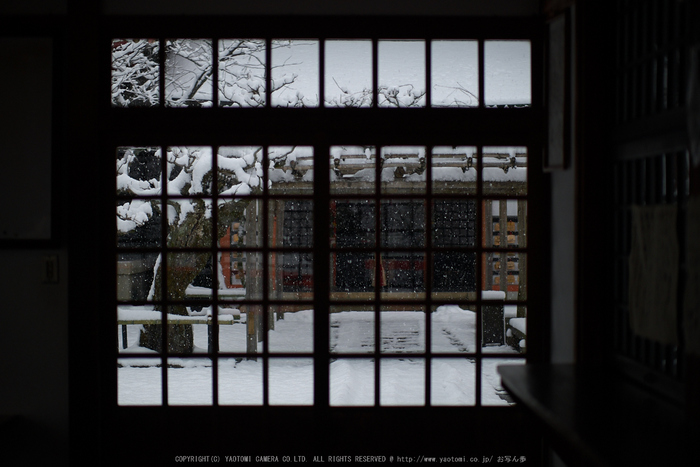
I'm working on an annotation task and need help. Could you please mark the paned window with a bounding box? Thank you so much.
[112,24,537,408]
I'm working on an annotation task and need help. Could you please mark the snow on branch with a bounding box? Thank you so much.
[378,84,426,108]
[111,39,160,107]
[325,77,373,108]
[219,39,267,107]
[165,39,214,107]
[117,146,263,235]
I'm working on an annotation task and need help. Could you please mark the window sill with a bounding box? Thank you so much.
[498,363,698,467]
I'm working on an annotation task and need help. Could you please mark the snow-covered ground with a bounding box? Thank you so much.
[118,305,523,406]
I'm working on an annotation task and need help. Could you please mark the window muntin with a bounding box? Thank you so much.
[114,35,533,407]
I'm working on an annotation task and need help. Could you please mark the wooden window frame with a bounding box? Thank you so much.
[104,16,548,459]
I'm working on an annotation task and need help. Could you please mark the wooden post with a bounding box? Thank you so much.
[499,200,508,297]
[273,199,285,322]
[517,199,527,318]
[245,201,262,357]
[246,305,257,361]
[483,200,493,290]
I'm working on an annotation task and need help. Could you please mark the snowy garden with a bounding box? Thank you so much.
[118,306,523,406]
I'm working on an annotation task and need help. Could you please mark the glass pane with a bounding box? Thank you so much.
[117,305,163,353]
[190,321,214,349]
[167,146,215,196]
[484,41,531,107]
[217,200,262,250]
[269,199,313,299]
[331,199,375,248]
[271,40,319,107]
[117,321,136,354]
[330,306,375,353]
[269,199,313,248]
[166,199,214,248]
[117,146,162,193]
[380,253,426,299]
[330,359,375,406]
[218,39,266,108]
[431,358,475,406]
[378,40,426,107]
[217,228,248,302]
[483,307,526,355]
[325,40,373,108]
[482,359,523,406]
[432,203,477,300]
[217,250,248,299]
[433,199,476,247]
[483,199,527,248]
[331,252,377,299]
[380,199,425,248]
[270,252,313,298]
[218,146,264,196]
[239,304,264,354]
[166,251,213,303]
[154,321,204,357]
[118,305,203,354]
[481,290,506,347]
[269,358,314,405]
[431,146,477,194]
[269,146,314,194]
[219,358,263,405]
[218,219,251,253]
[118,361,161,406]
[117,199,161,249]
[482,252,527,301]
[431,40,479,107]
[165,39,213,107]
[505,305,527,353]
[380,358,425,406]
[431,305,476,354]
[112,39,159,107]
[483,146,528,195]
[227,252,262,301]
[117,254,159,302]
[217,307,247,353]
[268,307,313,353]
[330,146,376,194]
[380,307,426,353]
[168,358,213,405]
[432,251,477,299]
[380,146,426,194]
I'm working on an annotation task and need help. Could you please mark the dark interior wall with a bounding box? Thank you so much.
[0,31,69,466]
[0,251,69,464]
[0,1,66,15]
[103,0,540,16]
[0,38,53,241]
